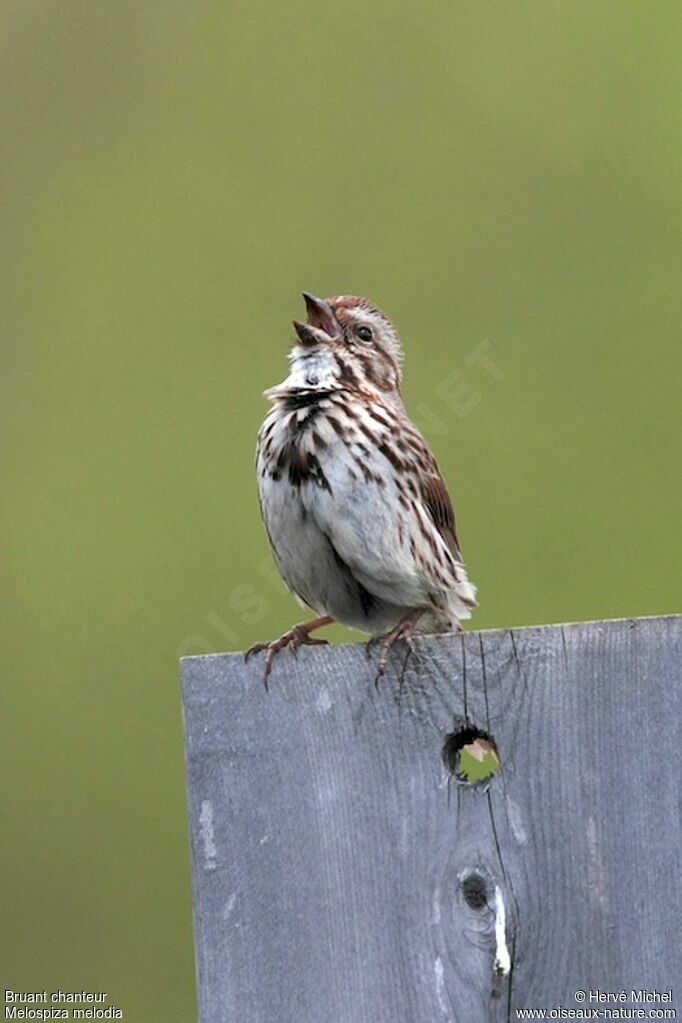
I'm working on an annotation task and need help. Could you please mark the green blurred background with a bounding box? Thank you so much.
[2,0,680,1018]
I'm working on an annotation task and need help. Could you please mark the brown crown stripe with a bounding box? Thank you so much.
[330,295,385,316]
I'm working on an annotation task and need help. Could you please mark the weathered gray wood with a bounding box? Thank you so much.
[181,615,682,1023]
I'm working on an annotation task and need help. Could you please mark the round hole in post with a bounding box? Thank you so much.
[460,871,489,910]
[442,725,500,784]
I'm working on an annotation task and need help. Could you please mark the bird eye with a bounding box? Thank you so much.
[356,326,373,343]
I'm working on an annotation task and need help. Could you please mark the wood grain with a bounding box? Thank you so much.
[181,615,681,1022]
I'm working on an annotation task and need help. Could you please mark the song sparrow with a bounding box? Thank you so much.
[246,293,477,681]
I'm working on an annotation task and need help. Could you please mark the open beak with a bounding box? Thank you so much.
[302,293,340,340]
[292,320,318,345]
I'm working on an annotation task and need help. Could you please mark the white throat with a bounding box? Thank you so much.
[277,346,342,392]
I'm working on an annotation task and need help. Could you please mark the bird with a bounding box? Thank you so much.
[246,293,477,682]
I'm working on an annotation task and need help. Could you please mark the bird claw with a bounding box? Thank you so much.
[370,611,423,687]
[245,638,286,688]
[245,621,331,688]
[365,636,378,660]
[244,642,268,661]
[290,633,329,659]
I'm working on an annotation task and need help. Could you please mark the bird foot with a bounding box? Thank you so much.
[371,609,425,686]
[245,616,331,687]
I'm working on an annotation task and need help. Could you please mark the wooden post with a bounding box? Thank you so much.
[181,615,681,1022]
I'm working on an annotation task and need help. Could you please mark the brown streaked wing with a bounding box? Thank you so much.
[419,462,462,561]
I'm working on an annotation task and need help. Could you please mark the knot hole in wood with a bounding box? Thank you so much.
[442,724,501,784]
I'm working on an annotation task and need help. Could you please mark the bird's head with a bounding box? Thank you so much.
[291,293,403,394]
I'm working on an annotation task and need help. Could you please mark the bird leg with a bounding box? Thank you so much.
[371,608,426,684]
[245,615,333,686]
